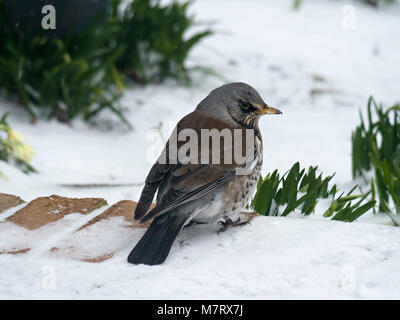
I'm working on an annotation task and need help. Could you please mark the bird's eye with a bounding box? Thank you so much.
[240,101,253,111]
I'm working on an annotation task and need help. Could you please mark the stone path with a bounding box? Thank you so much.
[0,192,153,263]
[0,193,258,264]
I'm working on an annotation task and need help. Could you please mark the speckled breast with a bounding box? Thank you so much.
[222,135,263,216]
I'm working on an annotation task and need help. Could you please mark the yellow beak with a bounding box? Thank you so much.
[259,105,282,115]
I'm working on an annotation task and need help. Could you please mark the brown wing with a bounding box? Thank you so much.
[134,111,254,222]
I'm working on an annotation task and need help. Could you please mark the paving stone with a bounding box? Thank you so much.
[78,200,153,231]
[7,195,107,230]
[51,200,154,263]
[0,248,30,255]
[0,193,24,214]
[82,253,114,263]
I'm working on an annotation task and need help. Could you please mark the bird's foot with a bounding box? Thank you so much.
[217,216,249,234]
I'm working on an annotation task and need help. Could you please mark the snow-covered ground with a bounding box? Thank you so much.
[2,216,400,299]
[1,0,400,299]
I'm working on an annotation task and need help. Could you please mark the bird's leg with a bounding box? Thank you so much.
[217,215,250,234]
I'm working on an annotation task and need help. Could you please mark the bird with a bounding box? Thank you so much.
[127,82,282,265]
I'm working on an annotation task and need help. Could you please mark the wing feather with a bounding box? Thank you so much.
[135,111,255,222]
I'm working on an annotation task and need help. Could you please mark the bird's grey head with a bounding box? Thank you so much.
[196,82,282,128]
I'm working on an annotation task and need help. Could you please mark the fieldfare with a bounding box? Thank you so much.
[128,82,282,265]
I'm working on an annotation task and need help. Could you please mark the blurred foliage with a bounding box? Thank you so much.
[0,113,36,179]
[114,0,213,84]
[352,97,400,224]
[0,0,212,125]
[293,0,303,10]
[251,162,375,222]
[0,0,126,125]
[361,0,396,6]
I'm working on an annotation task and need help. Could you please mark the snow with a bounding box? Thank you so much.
[1,0,400,299]
[1,217,400,299]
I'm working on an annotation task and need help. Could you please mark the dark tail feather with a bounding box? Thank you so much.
[127,213,189,265]
[134,182,159,220]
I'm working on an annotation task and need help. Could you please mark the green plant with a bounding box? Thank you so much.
[251,162,375,222]
[0,113,36,179]
[0,0,128,125]
[352,97,400,224]
[324,186,375,222]
[293,0,303,10]
[0,0,213,125]
[114,0,213,84]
